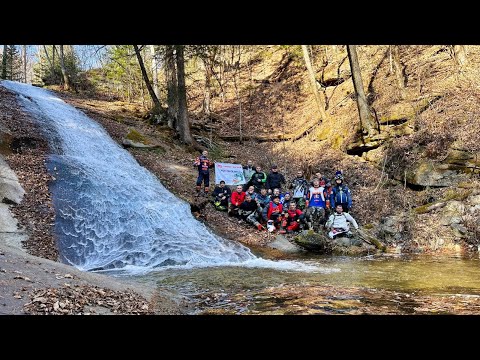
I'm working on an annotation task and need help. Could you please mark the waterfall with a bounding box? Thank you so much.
[1,81,321,275]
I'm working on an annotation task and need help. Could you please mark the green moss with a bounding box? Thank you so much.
[458,181,478,189]
[126,129,148,144]
[330,134,344,149]
[316,126,331,141]
[414,202,437,214]
[363,223,374,230]
[443,188,472,201]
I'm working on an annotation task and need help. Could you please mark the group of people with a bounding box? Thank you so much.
[193,151,359,239]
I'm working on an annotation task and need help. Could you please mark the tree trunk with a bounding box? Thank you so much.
[175,45,193,145]
[452,45,468,66]
[165,45,178,129]
[391,45,406,88]
[202,58,212,116]
[149,45,160,99]
[302,45,327,121]
[23,45,27,83]
[58,45,71,90]
[233,65,243,143]
[1,45,7,79]
[52,45,56,82]
[42,45,53,71]
[347,45,378,136]
[133,44,161,110]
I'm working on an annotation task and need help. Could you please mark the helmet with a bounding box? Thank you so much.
[335,174,344,181]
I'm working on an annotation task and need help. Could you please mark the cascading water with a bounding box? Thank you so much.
[1,81,323,275]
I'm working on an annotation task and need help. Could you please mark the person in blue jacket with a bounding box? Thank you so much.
[330,173,352,212]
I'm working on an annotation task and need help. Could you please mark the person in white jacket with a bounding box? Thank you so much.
[325,204,359,239]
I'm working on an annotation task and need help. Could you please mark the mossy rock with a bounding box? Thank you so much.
[126,129,149,145]
[293,230,374,254]
[294,230,334,253]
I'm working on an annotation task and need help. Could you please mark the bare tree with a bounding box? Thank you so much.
[23,45,27,83]
[347,45,378,136]
[58,45,71,90]
[231,46,243,143]
[149,45,160,99]
[1,45,7,79]
[196,45,219,117]
[391,45,406,89]
[302,45,327,121]
[133,45,161,111]
[175,45,193,145]
[165,45,178,130]
[52,45,56,82]
[42,45,54,73]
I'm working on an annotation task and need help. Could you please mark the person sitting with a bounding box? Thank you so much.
[255,187,270,213]
[281,192,292,218]
[279,202,305,234]
[238,194,259,220]
[266,164,286,194]
[325,204,359,239]
[245,185,258,201]
[330,173,352,213]
[229,185,246,217]
[271,188,282,201]
[211,180,231,211]
[262,196,283,232]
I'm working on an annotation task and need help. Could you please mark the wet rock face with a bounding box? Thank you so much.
[406,161,461,187]
[377,214,407,244]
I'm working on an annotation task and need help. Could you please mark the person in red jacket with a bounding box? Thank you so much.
[279,202,305,234]
[262,196,283,231]
[193,150,214,195]
[229,185,246,217]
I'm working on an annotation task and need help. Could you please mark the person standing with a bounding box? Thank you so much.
[243,160,255,191]
[266,164,286,194]
[289,170,309,210]
[248,165,267,193]
[330,173,352,212]
[305,179,327,230]
[193,150,214,195]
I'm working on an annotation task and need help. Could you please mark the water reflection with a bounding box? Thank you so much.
[137,254,480,314]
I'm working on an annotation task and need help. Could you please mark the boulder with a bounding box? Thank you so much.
[468,195,480,206]
[267,234,302,253]
[405,161,462,187]
[293,230,376,255]
[377,214,406,242]
[439,201,465,226]
[0,157,25,204]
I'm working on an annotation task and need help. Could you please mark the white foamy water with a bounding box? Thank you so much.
[1,81,329,275]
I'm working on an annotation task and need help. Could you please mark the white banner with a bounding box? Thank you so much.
[214,163,246,185]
